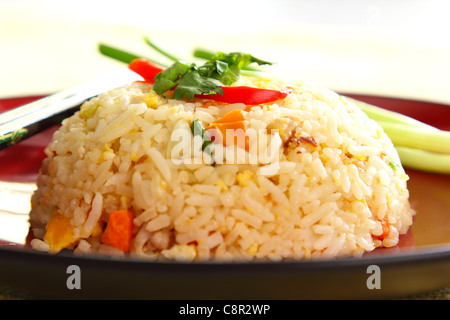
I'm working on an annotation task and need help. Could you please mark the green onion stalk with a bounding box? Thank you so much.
[348,98,450,174]
[98,39,450,174]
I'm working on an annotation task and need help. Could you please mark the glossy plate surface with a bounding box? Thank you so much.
[0,94,449,299]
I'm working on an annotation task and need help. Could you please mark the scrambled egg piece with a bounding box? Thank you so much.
[43,214,76,253]
[144,92,163,109]
[161,244,197,261]
[236,170,254,187]
[215,180,228,191]
[247,244,258,256]
[100,144,115,161]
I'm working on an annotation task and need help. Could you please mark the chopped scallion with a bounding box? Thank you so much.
[190,120,212,152]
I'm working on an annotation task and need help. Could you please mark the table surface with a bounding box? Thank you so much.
[1,0,449,300]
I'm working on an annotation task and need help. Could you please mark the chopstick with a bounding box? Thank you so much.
[0,69,142,151]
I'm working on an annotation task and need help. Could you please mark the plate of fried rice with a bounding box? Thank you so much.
[0,69,449,299]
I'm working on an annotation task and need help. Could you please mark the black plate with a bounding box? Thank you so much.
[0,94,449,299]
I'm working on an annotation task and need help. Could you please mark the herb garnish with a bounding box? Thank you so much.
[153,52,272,100]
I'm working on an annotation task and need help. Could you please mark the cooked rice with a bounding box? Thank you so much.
[29,76,414,261]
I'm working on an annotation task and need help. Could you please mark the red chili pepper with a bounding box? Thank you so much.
[128,58,165,84]
[200,86,291,105]
[128,59,290,104]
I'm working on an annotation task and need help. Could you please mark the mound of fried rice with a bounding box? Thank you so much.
[29,76,414,261]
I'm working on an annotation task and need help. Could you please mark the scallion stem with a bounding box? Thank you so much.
[347,96,450,174]
[144,37,182,62]
[240,69,273,78]
[98,43,140,64]
[192,48,215,60]
[377,120,450,154]
[395,146,450,174]
[98,43,167,67]
[347,97,437,130]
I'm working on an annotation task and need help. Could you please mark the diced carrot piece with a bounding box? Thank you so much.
[43,213,75,253]
[212,109,245,124]
[209,121,248,150]
[101,210,134,252]
[207,110,249,150]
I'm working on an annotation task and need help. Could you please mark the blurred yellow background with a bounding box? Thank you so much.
[1,0,449,104]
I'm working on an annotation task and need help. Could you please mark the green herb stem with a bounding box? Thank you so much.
[193,48,215,60]
[144,37,182,62]
[98,43,167,67]
[347,97,437,130]
[377,120,450,154]
[348,96,450,174]
[240,69,273,78]
[395,146,450,174]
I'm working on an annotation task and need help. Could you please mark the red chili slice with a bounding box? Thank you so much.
[128,58,165,84]
[199,86,291,105]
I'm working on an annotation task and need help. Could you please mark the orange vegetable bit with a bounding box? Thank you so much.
[43,213,76,253]
[207,110,249,150]
[210,121,249,150]
[212,109,245,124]
[101,210,134,252]
[374,214,390,241]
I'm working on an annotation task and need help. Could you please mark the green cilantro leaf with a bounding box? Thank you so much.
[152,51,272,100]
[153,61,190,95]
[172,71,224,100]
